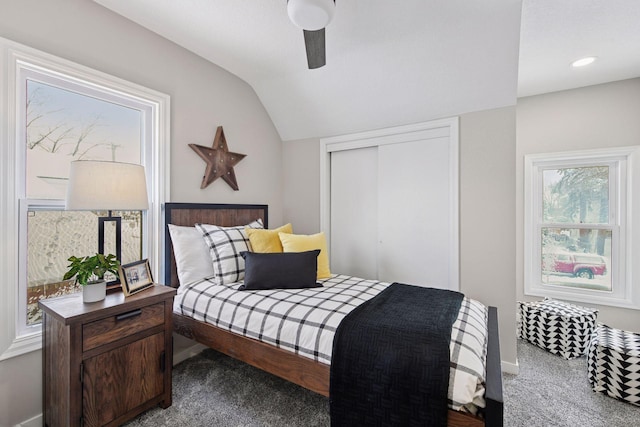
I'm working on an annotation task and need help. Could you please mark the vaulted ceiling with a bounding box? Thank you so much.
[94,0,640,141]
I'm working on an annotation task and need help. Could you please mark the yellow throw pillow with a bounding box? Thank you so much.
[279,232,331,279]
[246,223,293,253]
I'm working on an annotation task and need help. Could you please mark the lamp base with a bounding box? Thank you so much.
[98,212,122,263]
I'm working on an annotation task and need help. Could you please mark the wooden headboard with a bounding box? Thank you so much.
[163,203,268,288]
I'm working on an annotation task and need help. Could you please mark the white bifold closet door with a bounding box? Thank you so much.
[329,134,455,290]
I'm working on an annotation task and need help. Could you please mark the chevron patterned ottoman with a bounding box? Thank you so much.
[588,324,640,406]
[518,299,598,359]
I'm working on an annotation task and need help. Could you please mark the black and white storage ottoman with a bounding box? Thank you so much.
[518,299,598,360]
[588,324,640,406]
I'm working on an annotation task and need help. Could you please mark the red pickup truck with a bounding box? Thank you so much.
[548,252,608,279]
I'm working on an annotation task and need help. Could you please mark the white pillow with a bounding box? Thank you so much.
[168,224,215,293]
[196,219,263,285]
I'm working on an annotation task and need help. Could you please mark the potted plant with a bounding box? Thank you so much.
[63,253,120,303]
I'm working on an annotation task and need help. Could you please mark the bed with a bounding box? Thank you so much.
[163,202,504,427]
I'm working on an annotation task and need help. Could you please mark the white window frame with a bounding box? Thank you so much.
[0,37,170,360]
[524,147,640,309]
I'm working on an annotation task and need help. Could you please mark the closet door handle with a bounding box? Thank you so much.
[116,309,142,321]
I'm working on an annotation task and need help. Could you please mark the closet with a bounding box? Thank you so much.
[320,118,459,291]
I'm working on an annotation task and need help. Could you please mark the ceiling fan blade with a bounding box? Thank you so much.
[303,28,326,69]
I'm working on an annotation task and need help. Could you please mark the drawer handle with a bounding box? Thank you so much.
[115,309,142,321]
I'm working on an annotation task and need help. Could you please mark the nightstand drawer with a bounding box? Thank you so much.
[83,302,165,352]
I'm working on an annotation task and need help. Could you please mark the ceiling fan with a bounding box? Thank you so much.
[287,0,336,69]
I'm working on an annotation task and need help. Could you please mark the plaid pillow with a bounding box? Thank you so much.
[196,219,263,285]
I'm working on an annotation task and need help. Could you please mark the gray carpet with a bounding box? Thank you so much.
[124,349,329,426]
[125,340,639,426]
[503,340,639,426]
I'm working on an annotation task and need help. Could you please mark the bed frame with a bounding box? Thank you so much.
[164,202,504,427]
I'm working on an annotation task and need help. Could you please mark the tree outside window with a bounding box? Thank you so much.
[540,166,612,292]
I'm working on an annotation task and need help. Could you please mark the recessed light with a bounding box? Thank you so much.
[571,57,597,68]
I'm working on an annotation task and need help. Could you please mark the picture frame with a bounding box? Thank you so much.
[119,259,154,296]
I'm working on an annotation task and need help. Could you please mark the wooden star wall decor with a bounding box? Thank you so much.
[189,126,246,191]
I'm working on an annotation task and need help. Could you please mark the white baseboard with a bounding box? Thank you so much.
[501,359,520,375]
[14,414,42,427]
[173,343,207,366]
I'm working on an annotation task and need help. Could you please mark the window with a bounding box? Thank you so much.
[1,38,169,360]
[524,147,640,309]
[22,77,147,328]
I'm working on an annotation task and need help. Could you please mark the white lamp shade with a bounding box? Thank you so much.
[287,0,335,31]
[66,161,149,211]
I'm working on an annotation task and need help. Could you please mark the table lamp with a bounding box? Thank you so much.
[65,160,149,263]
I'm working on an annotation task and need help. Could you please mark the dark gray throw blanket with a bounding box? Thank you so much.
[329,284,464,427]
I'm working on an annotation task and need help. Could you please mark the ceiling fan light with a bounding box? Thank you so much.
[288,0,335,31]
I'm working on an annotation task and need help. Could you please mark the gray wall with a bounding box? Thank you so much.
[282,139,321,234]
[0,0,283,425]
[516,78,640,331]
[282,106,519,367]
[459,106,517,366]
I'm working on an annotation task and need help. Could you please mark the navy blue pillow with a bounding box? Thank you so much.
[239,250,322,291]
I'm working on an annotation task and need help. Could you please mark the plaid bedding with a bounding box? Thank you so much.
[174,274,488,413]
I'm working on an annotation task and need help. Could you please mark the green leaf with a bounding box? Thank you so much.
[62,252,120,285]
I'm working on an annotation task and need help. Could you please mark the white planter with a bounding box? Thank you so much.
[83,280,107,303]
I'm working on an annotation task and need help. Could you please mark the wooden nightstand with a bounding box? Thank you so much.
[39,285,176,427]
